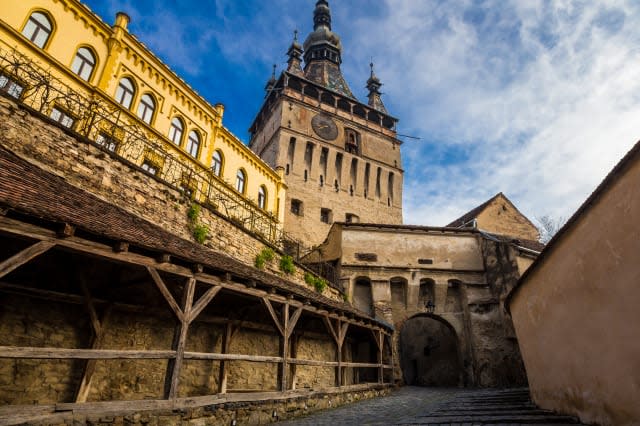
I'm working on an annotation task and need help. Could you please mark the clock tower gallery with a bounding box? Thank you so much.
[249,0,403,246]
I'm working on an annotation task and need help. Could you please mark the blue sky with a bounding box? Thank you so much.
[83,0,640,227]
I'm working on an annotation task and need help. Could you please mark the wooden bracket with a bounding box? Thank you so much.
[0,240,56,280]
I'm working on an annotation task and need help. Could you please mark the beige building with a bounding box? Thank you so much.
[507,140,640,426]
[249,0,403,247]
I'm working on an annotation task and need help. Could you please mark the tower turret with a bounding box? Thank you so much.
[286,30,304,76]
[367,62,388,114]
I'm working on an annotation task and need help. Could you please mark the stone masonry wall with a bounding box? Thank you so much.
[0,96,341,302]
[0,294,338,405]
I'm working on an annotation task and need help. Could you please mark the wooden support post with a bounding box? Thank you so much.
[278,303,290,392]
[372,329,384,384]
[289,334,300,391]
[75,277,113,403]
[0,240,55,280]
[163,277,195,400]
[261,299,303,391]
[217,321,234,394]
[323,317,348,387]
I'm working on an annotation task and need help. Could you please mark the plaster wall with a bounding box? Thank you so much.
[341,228,484,271]
[509,152,640,426]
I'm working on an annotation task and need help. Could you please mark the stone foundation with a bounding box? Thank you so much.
[0,385,392,426]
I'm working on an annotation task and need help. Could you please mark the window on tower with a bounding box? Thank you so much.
[345,128,361,155]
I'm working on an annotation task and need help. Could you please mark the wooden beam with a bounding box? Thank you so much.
[278,303,290,391]
[0,240,56,280]
[186,352,283,363]
[0,218,394,332]
[286,306,304,339]
[289,334,300,390]
[57,223,75,238]
[322,316,339,344]
[261,298,284,336]
[217,322,233,394]
[75,306,112,403]
[113,242,129,253]
[79,277,101,336]
[147,267,184,322]
[189,285,221,323]
[164,277,195,400]
[0,347,175,359]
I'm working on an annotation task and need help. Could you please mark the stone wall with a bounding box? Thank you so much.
[0,293,340,405]
[0,96,341,302]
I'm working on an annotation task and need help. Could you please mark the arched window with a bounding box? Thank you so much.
[115,77,135,109]
[186,131,200,157]
[22,12,53,48]
[235,170,246,194]
[71,47,96,81]
[137,93,155,124]
[168,117,184,145]
[258,186,267,209]
[211,150,223,176]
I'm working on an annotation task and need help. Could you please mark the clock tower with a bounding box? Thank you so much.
[249,0,403,247]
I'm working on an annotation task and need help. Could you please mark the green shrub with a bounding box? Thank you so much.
[304,272,315,286]
[304,272,327,293]
[313,278,327,294]
[342,293,350,303]
[279,255,296,275]
[187,204,200,222]
[255,248,276,270]
[192,224,209,244]
[261,248,275,262]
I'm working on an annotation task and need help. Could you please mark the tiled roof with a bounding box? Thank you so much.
[0,145,387,327]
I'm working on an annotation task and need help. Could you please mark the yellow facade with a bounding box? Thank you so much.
[0,0,286,229]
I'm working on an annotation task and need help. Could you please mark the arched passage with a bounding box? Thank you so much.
[399,314,462,386]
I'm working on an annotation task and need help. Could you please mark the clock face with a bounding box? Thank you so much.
[311,114,338,141]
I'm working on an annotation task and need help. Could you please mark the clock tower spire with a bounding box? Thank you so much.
[302,0,354,98]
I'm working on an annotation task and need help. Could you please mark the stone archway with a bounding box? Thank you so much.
[399,314,462,386]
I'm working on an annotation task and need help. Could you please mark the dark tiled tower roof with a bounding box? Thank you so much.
[302,0,355,98]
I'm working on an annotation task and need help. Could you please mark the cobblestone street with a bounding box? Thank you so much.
[276,387,586,425]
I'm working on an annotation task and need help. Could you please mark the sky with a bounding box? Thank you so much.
[83,0,640,227]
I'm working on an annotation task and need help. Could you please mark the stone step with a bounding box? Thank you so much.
[438,404,538,410]
[414,414,582,424]
[426,409,554,416]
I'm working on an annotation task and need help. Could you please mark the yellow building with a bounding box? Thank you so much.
[0,0,286,236]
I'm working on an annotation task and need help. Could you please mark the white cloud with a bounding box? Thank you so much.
[339,0,640,226]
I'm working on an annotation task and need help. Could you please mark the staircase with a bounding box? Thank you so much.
[405,388,587,425]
